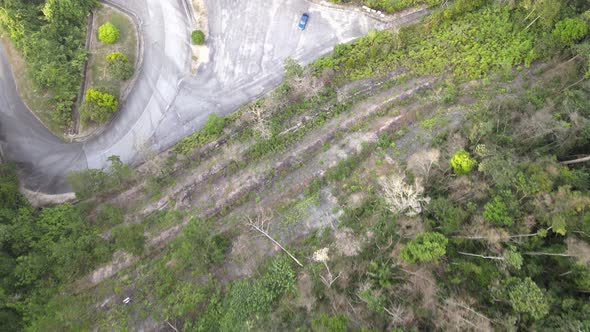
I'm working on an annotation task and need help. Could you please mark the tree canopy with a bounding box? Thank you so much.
[0,0,96,127]
[98,21,120,44]
[400,232,448,263]
[80,88,119,124]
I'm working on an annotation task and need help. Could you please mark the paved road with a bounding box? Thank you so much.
[0,0,382,193]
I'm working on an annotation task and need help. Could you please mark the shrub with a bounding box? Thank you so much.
[112,223,145,256]
[96,204,124,228]
[203,113,225,136]
[98,22,120,44]
[106,52,134,80]
[80,88,119,124]
[483,192,516,227]
[171,219,231,268]
[106,51,127,62]
[316,6,537,81]
[426,197,469,234]
[66,155,131,199]
[553,18,589,46]
[66,169,111,199]
[213,256,296,331]
[311,314,348,332]
[191,30,205,45]
[400,232,448,263]
[450,149,477,175]
[174,114,226,154]
[508,278,549,320]
[284,57,304,78]
[0,163,28,210]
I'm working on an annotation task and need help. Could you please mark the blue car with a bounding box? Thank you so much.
[298,13,309,30]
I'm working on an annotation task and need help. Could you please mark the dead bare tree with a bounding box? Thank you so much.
[165,321,179,332]
[522,252,574,257]
[312,248,341,288]
[455,226,553,242]
[436,298,494,331]
[561,155,590,165]
[380,174,429,216]
[407,149,440,180]
[247,208,303,267]
[248,102,271,139]
[384,304,406,325]
[290,73,324,99]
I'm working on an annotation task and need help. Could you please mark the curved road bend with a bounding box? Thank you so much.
[0,0,382,193]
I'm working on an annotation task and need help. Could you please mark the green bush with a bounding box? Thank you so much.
[106,52,134,80]
[508,278,549,320]
[553,18,589,46]
[0,163,28,211]
[400,232,448,263]
[450,149,477,175]
[112,223,145,256]
[98,22,120,44]
[175,113,226,154]
[0,176,111,329]
[284,57,304,78]
[66,155,132,199]
[483,192,516,227]
[66,169,111,199]
[314,6,537,81]
[171,218,231,268]
[203,113,225,136]
[191,30,205,45]
[311,314,348,332]
[80,88,119,124]
[426,197,469,234]
[96,204,124,228]
[206,256,296,331]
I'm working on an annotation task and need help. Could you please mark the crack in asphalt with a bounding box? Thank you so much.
[0,0,383,193]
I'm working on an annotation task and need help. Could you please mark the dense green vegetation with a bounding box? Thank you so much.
[449,149,476,175]
[314,1,544,80]
[175,113,226,154]
[400,232,447,263]
[98,21,119,44]
[66,155,134,199]
[2,0,590,330]
[0,0,96,128]
[80,88,119,124]
[0,164,111,330]
[106,51,133,80]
